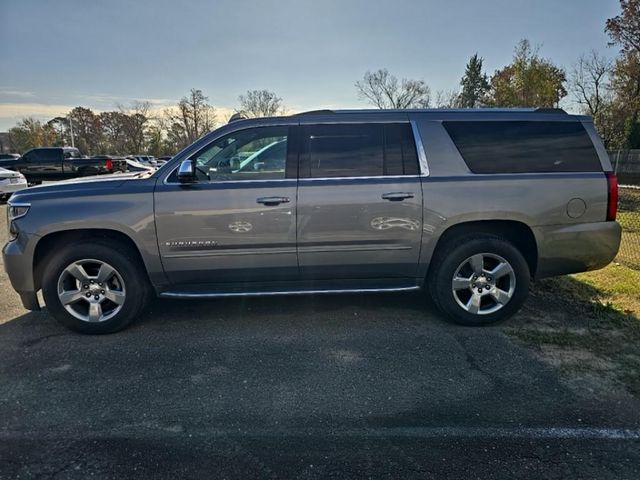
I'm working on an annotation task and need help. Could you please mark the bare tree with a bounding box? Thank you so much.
[434,90,460,109]
[238,90,284,117]
[570,51,613,118]
[168,89,217,145]
[355,69,431,108]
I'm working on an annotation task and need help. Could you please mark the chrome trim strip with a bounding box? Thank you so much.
[160,285,421,299]
[298,245,412,253]
[164,248,296,258]
[165,175,421,186]
[164,178,294,186]
[410,121,429,176]
[299,175,420,182]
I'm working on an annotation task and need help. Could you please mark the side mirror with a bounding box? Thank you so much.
[177,160,196,183]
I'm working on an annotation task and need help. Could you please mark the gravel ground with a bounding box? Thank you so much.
[1,205,639,479]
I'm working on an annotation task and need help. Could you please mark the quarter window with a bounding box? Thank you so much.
[443,121,602,173]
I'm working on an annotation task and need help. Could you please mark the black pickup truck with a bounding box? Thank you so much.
[0,147,127,183]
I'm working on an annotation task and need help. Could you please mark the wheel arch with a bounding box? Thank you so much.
[426,220,538,279]
[33,228,151,291]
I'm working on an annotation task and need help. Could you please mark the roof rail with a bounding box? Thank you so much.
[295,109,335,116]
[534,108,567,114]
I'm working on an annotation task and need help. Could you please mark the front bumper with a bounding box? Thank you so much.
[534,221,622,279]
[3,233,40,311]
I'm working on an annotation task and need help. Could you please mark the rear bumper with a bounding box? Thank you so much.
[534,221,622,279]
[0,180,28,195]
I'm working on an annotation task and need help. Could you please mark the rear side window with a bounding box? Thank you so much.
[443,121,602,173]
[299,123,419,178]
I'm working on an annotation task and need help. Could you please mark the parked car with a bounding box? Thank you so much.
[3,108,621,334]
[124,158,155,172]
[0,167,27,200]
[130,155,157,167]
[2,147,127,184]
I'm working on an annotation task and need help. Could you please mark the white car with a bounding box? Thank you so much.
[0,167,27,200]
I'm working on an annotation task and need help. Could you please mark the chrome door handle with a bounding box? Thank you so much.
[257,196,290,206]
[381,192,414,201]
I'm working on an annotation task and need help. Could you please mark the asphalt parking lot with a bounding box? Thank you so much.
[1,206,639,479]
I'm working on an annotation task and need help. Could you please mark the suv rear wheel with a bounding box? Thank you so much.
[42,242,149,334]
[428,235,530,326]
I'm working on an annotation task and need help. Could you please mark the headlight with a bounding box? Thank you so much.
[8,203,30,220]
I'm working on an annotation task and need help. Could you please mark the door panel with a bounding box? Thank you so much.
[297,176,423,279]
[154,124,298,286]
[154,181,297,284]
[294,122,423,280]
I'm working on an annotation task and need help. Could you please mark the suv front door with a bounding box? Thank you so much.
[154,125,298,286]
[296,121,424,280]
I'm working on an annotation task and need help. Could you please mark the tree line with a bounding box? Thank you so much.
[7,0,640,154]
[7,88,285,156]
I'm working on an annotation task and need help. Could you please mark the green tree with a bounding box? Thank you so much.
[487,39,567,108]
[68,106,102,155]
[8,117,58,153]
[458,54,490,108]
[624,116,640,148]
[99,111,129,154]
[606,0,640,56]
[355,69,431,108]
[606,0,640,148]
[119,101,151,154]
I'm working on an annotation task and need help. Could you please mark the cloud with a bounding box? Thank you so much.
[0,103,76,117]
[77,93,175,107]
[0,89,35,98]
[0,103,77,130]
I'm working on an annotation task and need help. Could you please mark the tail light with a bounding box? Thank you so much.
[105,158,113,171]
[605,172,618,221]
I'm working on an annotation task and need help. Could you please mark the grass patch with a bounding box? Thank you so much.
[507,262,640,397]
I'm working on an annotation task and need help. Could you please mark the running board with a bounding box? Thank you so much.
[159,285,420,299]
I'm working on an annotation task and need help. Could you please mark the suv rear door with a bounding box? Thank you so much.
[154,124,299,286]
[296,120,423,280]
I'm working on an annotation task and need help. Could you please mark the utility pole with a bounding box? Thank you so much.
[68,116,75,148]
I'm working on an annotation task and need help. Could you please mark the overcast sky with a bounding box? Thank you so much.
[0,0,621,130]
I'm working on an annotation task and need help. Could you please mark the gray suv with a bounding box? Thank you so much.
[3,108,621,333]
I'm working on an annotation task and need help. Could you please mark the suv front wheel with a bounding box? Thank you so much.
[428,235,530,326]
[42,242,149,334]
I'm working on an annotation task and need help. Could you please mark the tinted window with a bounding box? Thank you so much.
[302,124,383,178]
[300,123,419,178]
[384,123,420,176]
[443,121,602,174]
[191,126,288,181]
[64,149,81,159]
[39,149,60,162]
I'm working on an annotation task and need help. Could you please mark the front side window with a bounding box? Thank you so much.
[191,126,288,181]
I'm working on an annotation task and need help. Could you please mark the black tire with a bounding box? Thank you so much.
[428,234,530,326]
[42,242,150,334]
